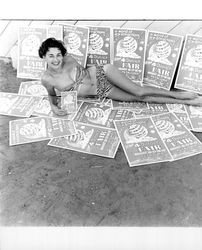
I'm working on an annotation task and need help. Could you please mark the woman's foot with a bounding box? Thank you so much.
[187,96,202,106]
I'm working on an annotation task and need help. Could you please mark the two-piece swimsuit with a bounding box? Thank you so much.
[68,64,113,99]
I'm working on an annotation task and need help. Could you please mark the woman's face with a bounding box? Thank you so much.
[44,47,63,70]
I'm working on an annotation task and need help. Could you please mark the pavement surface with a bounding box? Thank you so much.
[1,59,202,226]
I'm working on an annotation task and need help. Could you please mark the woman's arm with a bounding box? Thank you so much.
[42,79,68,116]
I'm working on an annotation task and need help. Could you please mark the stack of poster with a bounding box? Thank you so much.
[0,92,43,117]
[144,31,183,90]
[17,25,63,79]
[175,34,202,94]
[48,122,120,158]
[114,117,173,167]
[9,117,77,146]
[87,26,111,66]
[113,28,146,84]
[18,81,48,96]
[62,24,89,67]
[152,112,202,161]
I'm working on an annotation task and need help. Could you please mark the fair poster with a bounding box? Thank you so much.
[9,117,77,146]
[47,25,63,40]
[114,117,172,167]
[102,98,113,108]
[0,92,43,117]
[151,112,202,160]
[113,28,146,84]
[62,24,89,67]
[134,103,169,118]
[78,96,102,103]
[48,122,120,158]
[175,34,202,94]
[109,109,136,123]
[17,27,46,79]
[144,31,183,90]
[32,97,83,121]
[61,91,77,113]
[166,103,193,130]
[185,105,202,131]
[112,100,149,110]
[18,81,48,96]
[17,25,63,79]
[73,101,114,130]
[87,26,111,66]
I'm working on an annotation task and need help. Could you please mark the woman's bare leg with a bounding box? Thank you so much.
[104,64,197,100]
[107,86,202,106]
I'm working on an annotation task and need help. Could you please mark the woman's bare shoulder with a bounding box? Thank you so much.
[41,72,53,87]
[64,54,79,65]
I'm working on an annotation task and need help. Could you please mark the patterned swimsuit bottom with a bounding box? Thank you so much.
[61,64,113,100]
[95,65,113,99]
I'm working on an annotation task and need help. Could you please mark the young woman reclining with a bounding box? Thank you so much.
[39,38,202,116]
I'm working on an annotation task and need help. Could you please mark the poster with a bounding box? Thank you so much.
[62,24,89,67]
[114,117,172,167]
[151,112,202,160]
[0,92,43,117]
[87,26,111,66]
[112,100,149,111]
[166,103,192,130]
[9,117,77,146]
[175,34,202,94]
[144,31,183,90]
[32,97,83,121]
[18,81,48,96]
[48,122,120,158]
[113,28,146,84]
[73,101,114,130]
[185,105,202,131]
[61,91,77,113]
[17,25,63,79]
[134,103,169,118]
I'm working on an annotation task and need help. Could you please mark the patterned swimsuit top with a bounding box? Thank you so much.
[54,66,88,96]
[68,66,88,92]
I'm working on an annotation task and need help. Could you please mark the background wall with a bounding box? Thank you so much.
[1,19,202,58]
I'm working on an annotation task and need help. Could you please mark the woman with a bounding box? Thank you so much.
[38,38,202,116]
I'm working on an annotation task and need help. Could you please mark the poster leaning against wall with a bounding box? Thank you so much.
[87,26,111,67]
[175,34,202,94]
[62,24,89,67]
[113,28,146,85]
[144,31,183,90]
[17,25,63,79]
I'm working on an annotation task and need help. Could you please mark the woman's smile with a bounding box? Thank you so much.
[44,47,63,70]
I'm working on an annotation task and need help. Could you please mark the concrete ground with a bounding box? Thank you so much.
[1,58,202,227]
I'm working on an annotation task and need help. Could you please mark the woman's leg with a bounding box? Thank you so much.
[107,86,202,106]
[103,64,197,100]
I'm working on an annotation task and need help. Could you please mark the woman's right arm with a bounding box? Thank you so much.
[42,79,68,116]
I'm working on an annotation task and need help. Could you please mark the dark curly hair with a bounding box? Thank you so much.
[38,37,67,58]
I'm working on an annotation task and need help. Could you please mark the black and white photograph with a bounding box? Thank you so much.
[1,1,202,250]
